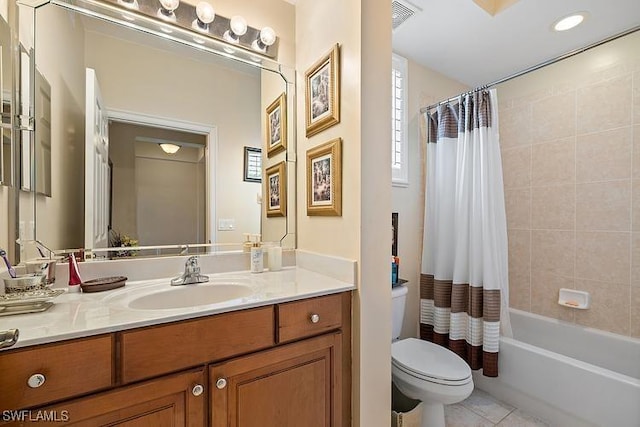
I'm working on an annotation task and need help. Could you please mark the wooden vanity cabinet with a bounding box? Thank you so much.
[0,291,351,427]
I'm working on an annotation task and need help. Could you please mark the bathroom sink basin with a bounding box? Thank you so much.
[127,284,253,310]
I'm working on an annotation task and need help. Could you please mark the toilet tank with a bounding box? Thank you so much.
[391,284,408,340]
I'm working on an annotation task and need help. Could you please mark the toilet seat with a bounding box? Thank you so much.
[392,360,472,386]
[392,338,472,386]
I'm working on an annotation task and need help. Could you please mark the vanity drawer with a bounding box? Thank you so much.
[119,306,275,384]
[0,335,114,410]
[277,293,345,343]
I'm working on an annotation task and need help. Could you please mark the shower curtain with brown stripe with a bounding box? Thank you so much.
[420,89,511,377]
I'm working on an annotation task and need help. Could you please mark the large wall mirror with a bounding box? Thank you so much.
[19,0,295,260]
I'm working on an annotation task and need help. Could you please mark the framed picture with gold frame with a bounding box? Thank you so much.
[265,161,287,217]
[266,93,287,158]
[306,138,342,216]
[305,44,340,137]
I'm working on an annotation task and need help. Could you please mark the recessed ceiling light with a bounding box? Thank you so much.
[553,12,587,32]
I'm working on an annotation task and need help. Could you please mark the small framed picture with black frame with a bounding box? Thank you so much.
[243,146,262,183]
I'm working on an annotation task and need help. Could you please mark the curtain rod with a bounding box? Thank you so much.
[420,24,640,114]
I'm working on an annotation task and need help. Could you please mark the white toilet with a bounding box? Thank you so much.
[392,284,474,427]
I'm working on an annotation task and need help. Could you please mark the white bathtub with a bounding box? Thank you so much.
[472,308,640,427]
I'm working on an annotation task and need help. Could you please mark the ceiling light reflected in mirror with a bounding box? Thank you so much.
[159,143,181,154]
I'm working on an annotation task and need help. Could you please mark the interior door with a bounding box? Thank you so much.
[85,68,109,250]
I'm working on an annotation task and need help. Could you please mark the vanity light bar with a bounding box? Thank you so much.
[51,0,279,60]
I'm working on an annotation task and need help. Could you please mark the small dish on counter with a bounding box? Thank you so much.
[0,288,64,316]
[0,302,54,316]
[81,276,127,293]
[0,288,65,306]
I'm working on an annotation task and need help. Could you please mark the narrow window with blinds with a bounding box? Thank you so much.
[392,53,408,186]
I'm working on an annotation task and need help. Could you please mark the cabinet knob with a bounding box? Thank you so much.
[216,378,227,389]
[192,384,204,396]
[310,313,320,324]
[27,373,46,388]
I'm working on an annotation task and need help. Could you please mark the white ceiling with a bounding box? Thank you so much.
[392,0,640,87]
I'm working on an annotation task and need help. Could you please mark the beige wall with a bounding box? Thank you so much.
[34,5,85,250]
[295,3,362,258]
[296,1,392,425]
[498,30,640,338]
[393,58,469,339]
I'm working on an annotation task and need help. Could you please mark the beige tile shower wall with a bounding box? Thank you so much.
[498,30,640,338]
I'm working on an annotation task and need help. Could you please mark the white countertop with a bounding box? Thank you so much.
[0,267,355,350]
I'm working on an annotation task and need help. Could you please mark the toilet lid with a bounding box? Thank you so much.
[392,338,472,383]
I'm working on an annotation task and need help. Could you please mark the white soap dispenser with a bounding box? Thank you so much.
[250,237,263,274]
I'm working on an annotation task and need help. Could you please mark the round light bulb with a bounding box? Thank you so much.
[230,15,247,37]
[195,2,215,24]
[259,27,276,47]
[159,0,179,12]
[553,13,586,32]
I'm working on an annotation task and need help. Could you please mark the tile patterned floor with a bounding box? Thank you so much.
[445,389,550,426]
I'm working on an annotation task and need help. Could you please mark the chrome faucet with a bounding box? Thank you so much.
[0,329,19,349]
[171,256,209,286]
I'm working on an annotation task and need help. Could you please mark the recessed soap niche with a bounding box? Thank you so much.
[558,288,590,310]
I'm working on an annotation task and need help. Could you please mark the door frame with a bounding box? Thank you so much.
[107,108,218,244]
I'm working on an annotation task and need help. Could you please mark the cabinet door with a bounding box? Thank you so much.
[211,333,342,427]
[20,368,206,427]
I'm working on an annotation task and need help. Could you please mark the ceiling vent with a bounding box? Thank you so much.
[392,0,420,30]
